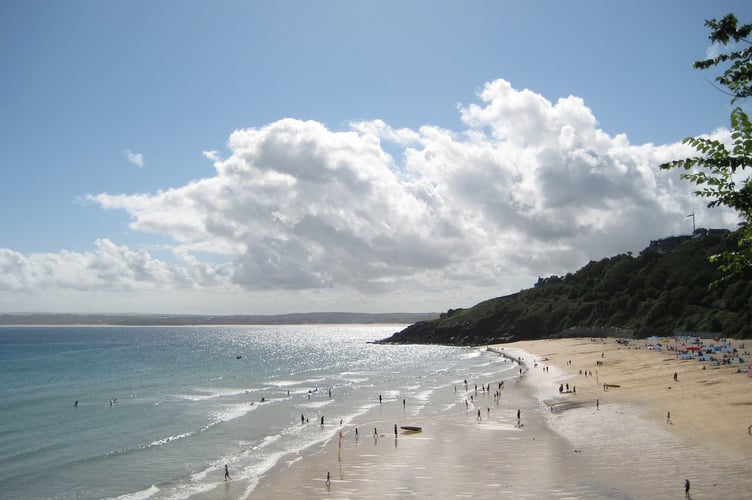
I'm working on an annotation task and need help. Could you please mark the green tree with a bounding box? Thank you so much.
[660,13,752,283]
[693,14,752,103]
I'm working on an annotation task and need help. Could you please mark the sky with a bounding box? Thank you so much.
[1,1,750,315]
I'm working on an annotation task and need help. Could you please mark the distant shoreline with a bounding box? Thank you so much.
[0,312,438,327]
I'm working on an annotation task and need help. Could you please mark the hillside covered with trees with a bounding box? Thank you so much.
[379,229,752,346]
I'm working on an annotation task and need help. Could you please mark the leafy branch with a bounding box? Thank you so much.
[660,13,752,284]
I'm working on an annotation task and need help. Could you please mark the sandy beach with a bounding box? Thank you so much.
[509,337,752,456]
[229,337,752,499]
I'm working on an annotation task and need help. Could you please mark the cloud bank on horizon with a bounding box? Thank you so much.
[0,79,740,314]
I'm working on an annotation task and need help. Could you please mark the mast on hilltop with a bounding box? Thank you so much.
[687,210,696,233]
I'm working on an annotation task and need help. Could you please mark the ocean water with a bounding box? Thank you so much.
[0,325,515,499]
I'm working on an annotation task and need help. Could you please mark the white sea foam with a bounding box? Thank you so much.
[255,433,281,450]
[108,484,159,500]
[190,466,211,482]
[146,431,193,448]
[378,389,401,400]
[339,371,372,383]
[266,379,301,388]
[413,389,434,402]
[282,376,327,386]
[458,349,483,360]
[211,402,258,423]
[164,477,218,500]
[174,387,253,401]
[183,445,298,499]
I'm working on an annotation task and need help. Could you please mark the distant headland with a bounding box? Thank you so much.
[0,312,439,327]
[379,228,751,345]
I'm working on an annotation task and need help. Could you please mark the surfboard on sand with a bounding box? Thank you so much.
[400,426,422,432]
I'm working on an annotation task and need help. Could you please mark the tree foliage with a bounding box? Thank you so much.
[693,14,752,102]
[660,13,752,283]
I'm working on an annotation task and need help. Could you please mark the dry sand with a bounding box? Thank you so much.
[215,338,752,499]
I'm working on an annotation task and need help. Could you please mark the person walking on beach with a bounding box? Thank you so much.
[684,478,690,498]
[394,424,398,439]
[224,464,231,481]
[326,471,331,489]
[667,411,672,424]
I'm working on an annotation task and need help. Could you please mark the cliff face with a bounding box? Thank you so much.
[379,230,752,346]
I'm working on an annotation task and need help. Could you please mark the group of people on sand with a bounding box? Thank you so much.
[558,383,575,394]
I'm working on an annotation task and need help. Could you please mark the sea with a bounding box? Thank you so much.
[0,325,516,499]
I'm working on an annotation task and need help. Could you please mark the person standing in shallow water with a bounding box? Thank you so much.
[224,464,231,481]
[685,478,690,498]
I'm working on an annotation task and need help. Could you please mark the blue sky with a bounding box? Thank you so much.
[0,1,749,314]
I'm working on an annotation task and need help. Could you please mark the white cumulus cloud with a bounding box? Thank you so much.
[125,150,145,168]
[0,240,234,293]
[0,79,741,312]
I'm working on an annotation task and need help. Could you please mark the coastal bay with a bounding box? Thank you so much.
[252,337,752,499]
[4,327,749,498]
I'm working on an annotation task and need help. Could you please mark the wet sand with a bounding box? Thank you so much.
[213,337,752,499]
